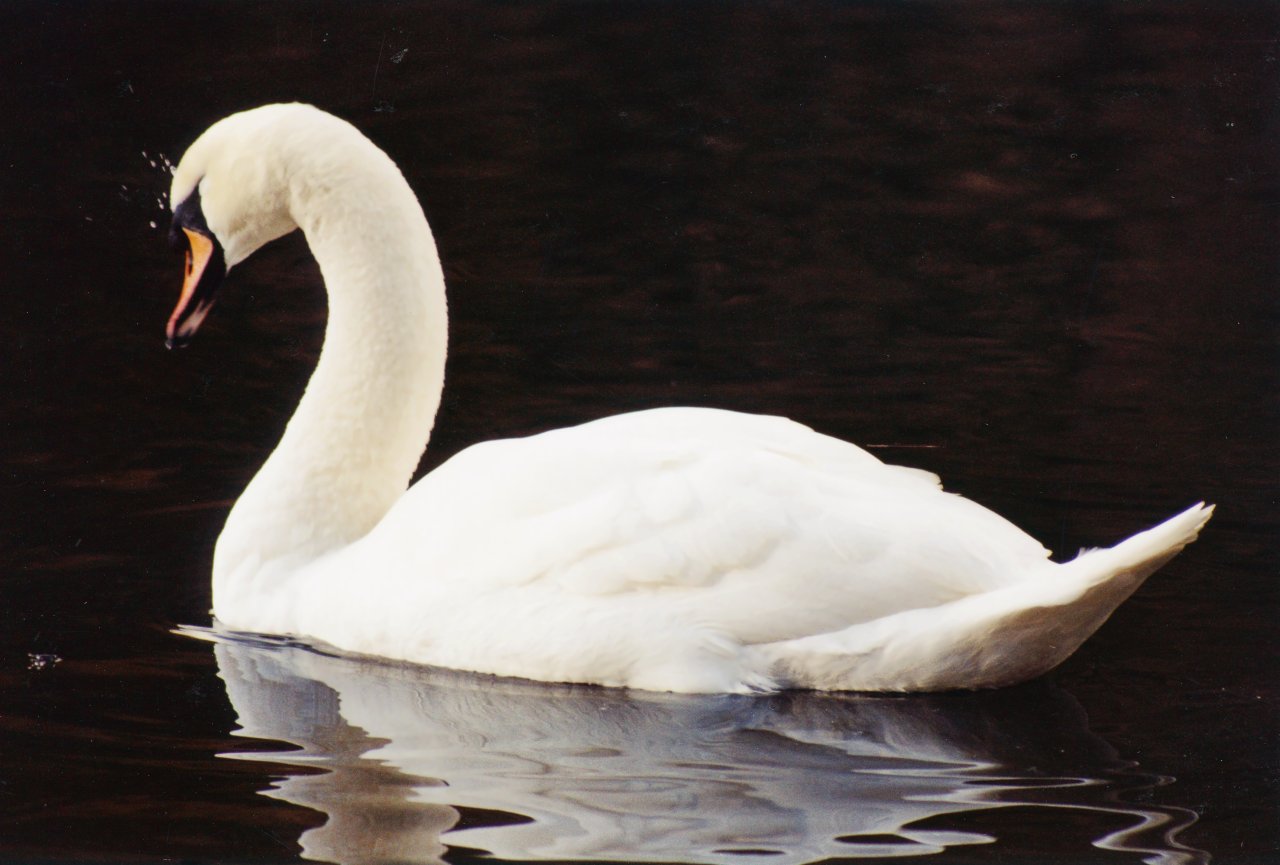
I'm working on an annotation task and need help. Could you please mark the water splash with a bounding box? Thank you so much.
[27,653,62,671]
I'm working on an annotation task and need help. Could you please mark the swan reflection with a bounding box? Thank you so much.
[198,629,1206,865]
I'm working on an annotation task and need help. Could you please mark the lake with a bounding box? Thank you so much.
[1,2,1275,862]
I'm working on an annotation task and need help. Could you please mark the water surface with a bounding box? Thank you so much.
[0,2,1275,862]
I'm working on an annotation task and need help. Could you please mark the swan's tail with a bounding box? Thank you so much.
[1056,501,1214,591]
[755,503,1214,692]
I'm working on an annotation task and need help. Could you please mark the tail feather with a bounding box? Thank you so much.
[755,503,1214,692]
[1058,502,1214,588]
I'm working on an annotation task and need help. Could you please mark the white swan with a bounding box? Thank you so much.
[164,103,1212,694]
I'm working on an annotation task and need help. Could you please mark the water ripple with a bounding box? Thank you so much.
[186,627,1208,865]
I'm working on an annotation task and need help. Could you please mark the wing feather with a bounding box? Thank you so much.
[370,407,1049,649]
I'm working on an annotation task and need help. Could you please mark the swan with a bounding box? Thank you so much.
[163,103,1212,694]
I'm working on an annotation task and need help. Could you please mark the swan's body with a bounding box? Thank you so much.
[165,104,1211,693]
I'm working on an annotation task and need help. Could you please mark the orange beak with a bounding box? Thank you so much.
[166,227,224,349]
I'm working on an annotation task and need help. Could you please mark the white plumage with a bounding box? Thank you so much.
[165,104,1211,693]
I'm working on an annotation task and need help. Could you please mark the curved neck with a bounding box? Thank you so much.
[214,156,447,591]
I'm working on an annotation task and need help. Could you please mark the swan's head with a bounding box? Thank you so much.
[165,104,327,348]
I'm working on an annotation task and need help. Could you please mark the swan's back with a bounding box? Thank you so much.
[285,407,1066,690]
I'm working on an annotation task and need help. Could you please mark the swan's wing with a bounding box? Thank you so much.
[374,408,1048,644]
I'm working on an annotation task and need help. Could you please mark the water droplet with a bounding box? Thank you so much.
[28,653,62,671]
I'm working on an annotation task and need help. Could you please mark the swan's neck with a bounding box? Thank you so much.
[213,159,447,607]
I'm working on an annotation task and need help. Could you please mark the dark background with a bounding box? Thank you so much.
[0,2,1276,862]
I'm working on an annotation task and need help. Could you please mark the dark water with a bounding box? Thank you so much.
[2,2,1276,862]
